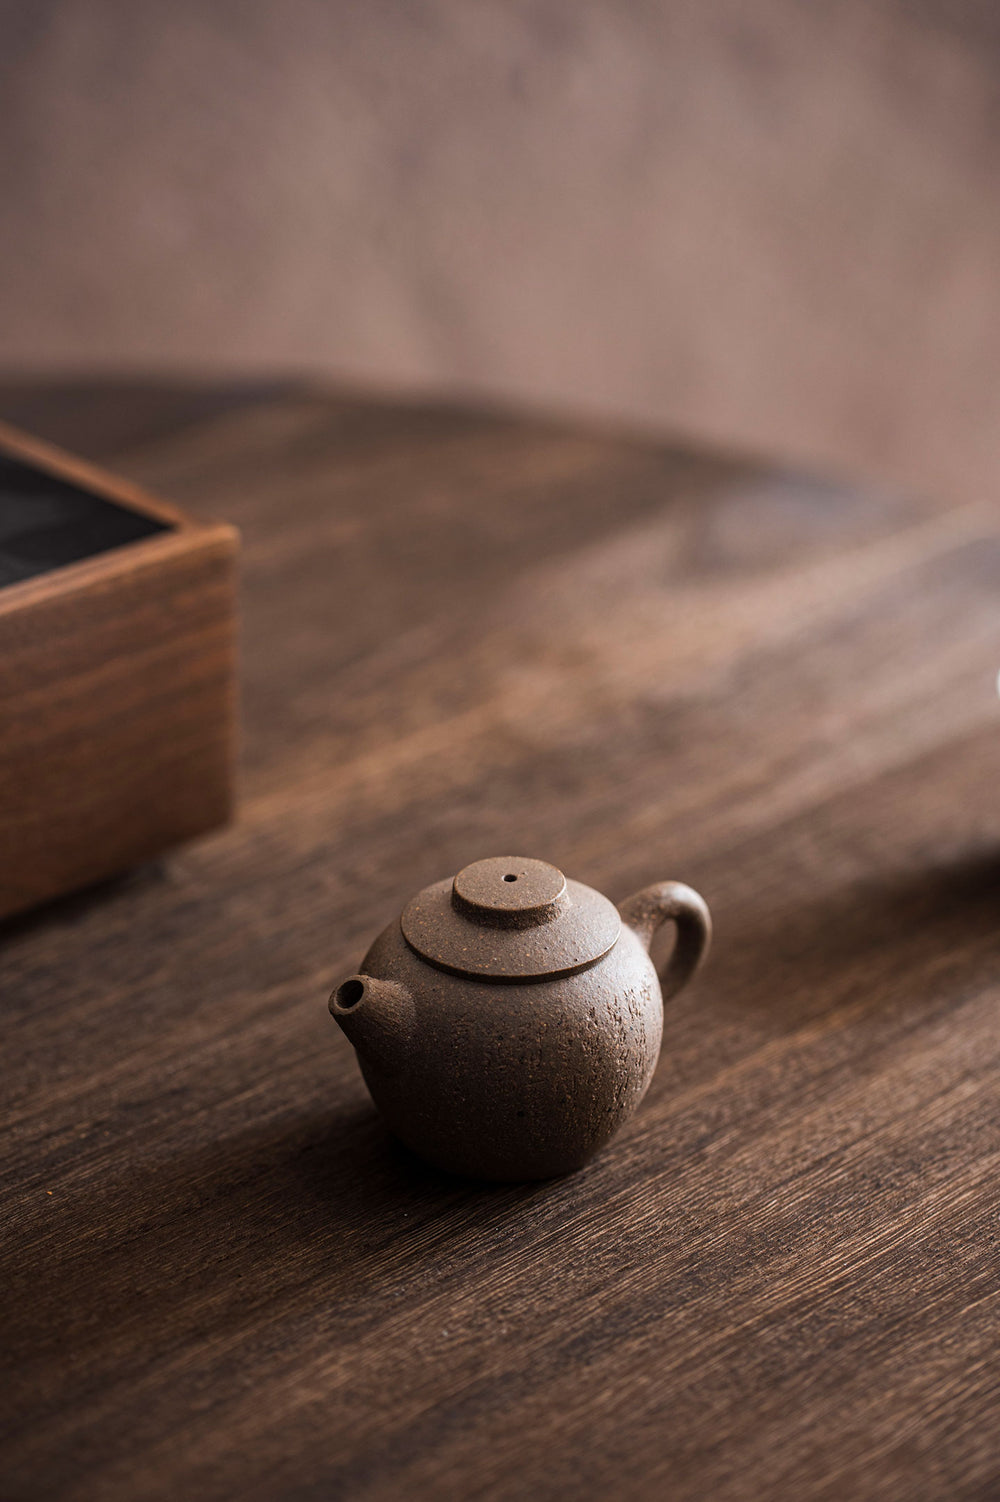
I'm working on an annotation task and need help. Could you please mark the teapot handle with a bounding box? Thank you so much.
[618,882,712,1002]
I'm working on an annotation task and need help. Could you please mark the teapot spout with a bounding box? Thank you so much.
[329,974,415,1072]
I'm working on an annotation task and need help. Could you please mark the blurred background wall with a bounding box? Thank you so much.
[2,0,999,501]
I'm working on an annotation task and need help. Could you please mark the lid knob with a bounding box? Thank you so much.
[451,856,569,929]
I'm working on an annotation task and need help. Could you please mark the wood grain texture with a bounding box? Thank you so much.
[0,421,238,918]
[2,382,999,1501]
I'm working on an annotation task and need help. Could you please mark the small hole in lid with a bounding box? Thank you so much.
[503,874,518,882]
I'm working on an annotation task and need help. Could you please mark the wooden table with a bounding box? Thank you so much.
[3,381,1000,1502]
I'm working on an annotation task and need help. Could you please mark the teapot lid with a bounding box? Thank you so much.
[400,856,621,981]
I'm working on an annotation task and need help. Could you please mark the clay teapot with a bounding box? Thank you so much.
[329,856,711,1181]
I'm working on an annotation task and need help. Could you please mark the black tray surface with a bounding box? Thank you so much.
[0,451,170,588]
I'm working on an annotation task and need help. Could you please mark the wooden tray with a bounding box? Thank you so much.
[0,421,237,918]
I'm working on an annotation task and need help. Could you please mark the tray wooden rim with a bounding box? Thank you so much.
[0,417,238,614]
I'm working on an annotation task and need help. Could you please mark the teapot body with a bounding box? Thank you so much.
[354,917,661,1181]
[330,857,711,1181]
